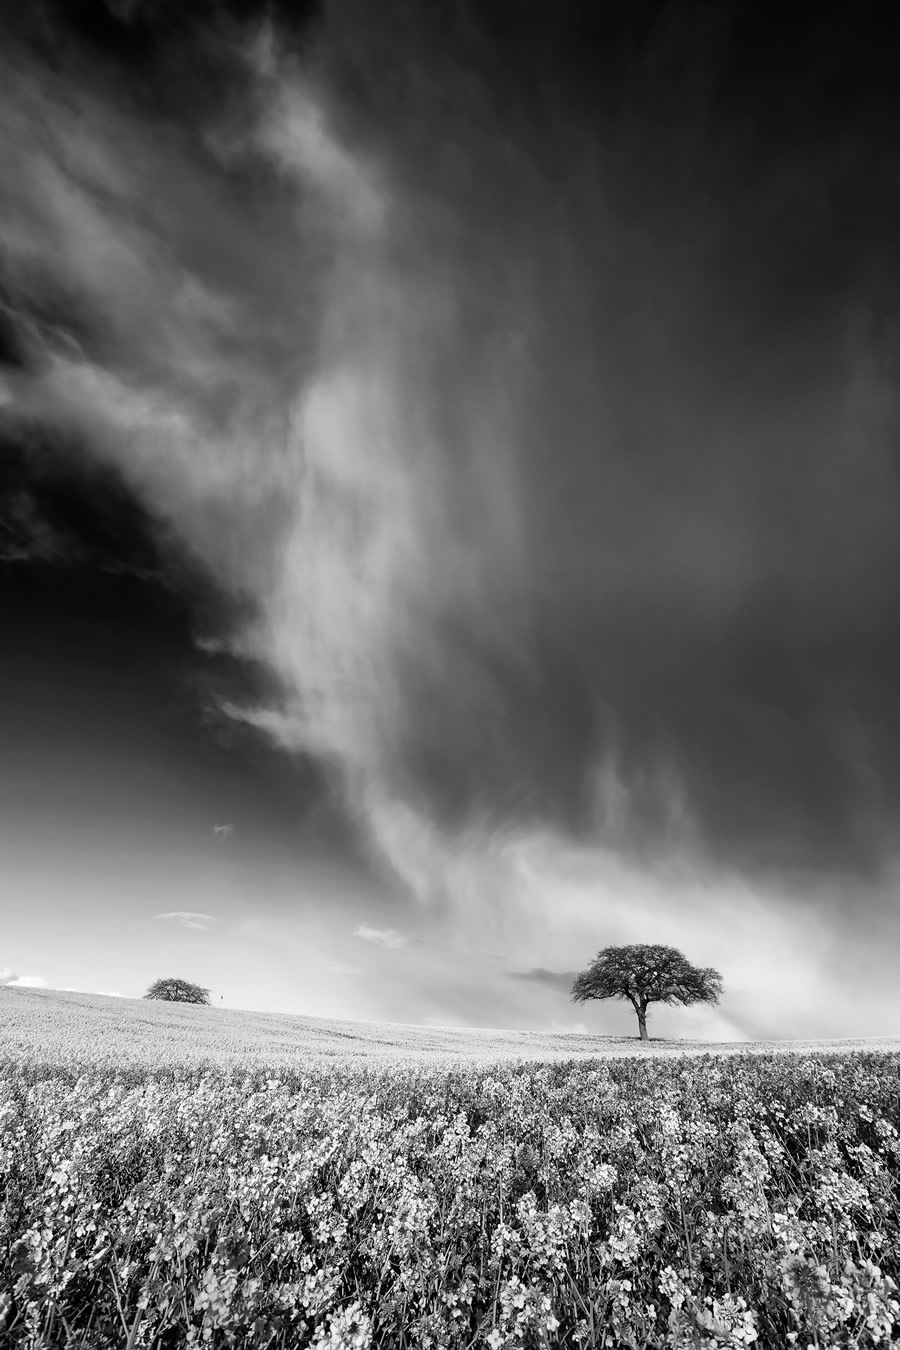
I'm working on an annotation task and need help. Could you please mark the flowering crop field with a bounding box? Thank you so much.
[2,994,900,1348]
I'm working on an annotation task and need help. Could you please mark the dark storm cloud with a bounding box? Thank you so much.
[3,0,900,903]
[509,969,579,997]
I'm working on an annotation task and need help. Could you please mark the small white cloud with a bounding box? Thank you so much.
[196,632,262,660]
[213,823,233,838]
[353,924,410,950]
[154,911,217,931]
[322,958,363,975]
[8,974,47,988]
[0,967,15,985]
[218,700,309,752]
[197,635,226,654]
[96,990,123,997]
[196,636,240,657]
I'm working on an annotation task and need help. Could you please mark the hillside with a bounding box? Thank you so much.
[2,984,896,1070]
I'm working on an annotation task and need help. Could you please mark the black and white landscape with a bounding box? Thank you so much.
[3,6,900,1342]
[4,0,900,1040]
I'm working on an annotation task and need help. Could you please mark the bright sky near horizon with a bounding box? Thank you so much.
[3,0,900,1042]
[2,602,894,1041]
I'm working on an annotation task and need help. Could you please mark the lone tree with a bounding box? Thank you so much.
[571,944,723,1041]
[144,977,210,1006]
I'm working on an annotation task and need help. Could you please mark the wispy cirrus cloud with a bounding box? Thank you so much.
[353,924,409,950]
[154,911,217,931]
[322,958,363,975]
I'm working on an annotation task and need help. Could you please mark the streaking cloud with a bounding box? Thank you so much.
[2,0,900,967]
[154,912,217,932]
[353,926,410,951]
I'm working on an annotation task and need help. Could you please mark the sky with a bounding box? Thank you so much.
[2,0,900,1041]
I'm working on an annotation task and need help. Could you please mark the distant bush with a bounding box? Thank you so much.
[144,977,210,1005]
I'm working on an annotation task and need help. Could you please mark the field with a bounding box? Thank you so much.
[2,988,899,1348]
[2,987,894,1070]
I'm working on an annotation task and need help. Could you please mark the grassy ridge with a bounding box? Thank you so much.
[0,986,710,1069]
[2,1002,900,1346]
[3,986,895,1072]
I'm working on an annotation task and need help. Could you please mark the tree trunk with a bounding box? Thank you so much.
[637,1007,648,1040]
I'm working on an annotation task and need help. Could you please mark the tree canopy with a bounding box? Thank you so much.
[571,943,723,1040]
[144,977,210,1005]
